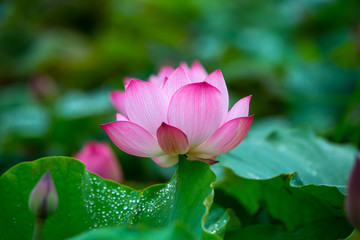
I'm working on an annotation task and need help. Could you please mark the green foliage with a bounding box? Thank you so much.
[0,155,225,239]
[215,170,352,239]
[0,126,358,239]
[211,126,357,238]
[69,224,195,240]
[217,126,357,186]
[225,218,351,240]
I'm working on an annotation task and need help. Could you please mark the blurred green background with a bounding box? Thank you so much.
[0,0,359,182]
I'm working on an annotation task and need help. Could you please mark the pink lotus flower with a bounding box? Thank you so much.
[74,142,123,182]
[103,61,253,167]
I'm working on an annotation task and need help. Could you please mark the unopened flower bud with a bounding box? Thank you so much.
[29,171,58,219]
[346,157,360,229]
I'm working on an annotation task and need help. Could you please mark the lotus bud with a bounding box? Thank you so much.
[74,141,123,182]
[29,171,58,219]
[346,157,360,229]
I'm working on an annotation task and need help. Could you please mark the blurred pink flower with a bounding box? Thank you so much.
[346,157,360,229]
[103,61,253,167]
[74,142,123,182]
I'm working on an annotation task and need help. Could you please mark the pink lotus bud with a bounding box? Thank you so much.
[103,61,253,167]
[74,142,123,182]
[346,157,360,229]
[29,171,58,219]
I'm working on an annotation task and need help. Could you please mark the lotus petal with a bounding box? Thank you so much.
[168,82,222,148]
[101,121,163,157]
